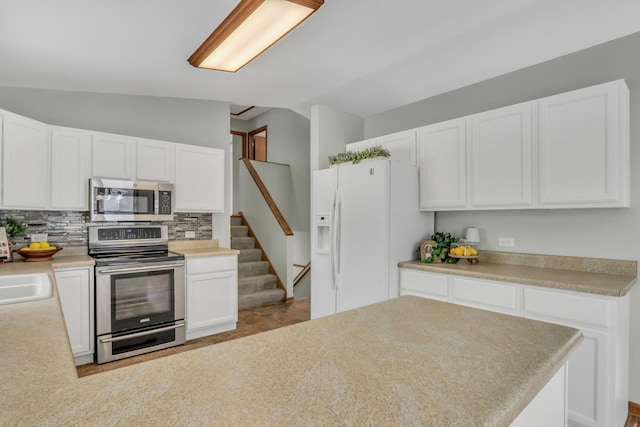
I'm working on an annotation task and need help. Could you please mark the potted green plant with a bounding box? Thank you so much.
[420,232,459,264]
[328,145,391,166]
[1,217,27,262]
[3,217,27,238]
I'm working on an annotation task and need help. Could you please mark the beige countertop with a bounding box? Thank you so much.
[399,251,637,297]
[0,294,581,426]
[169,239,239,257]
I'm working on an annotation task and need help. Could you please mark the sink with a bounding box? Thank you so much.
[0,273,52,305]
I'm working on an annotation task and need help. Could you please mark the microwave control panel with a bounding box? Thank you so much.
[159,191,172,215]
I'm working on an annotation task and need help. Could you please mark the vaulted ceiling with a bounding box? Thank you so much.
[2,0,640,119]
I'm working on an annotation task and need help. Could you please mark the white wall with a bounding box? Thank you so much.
[363,31,640,403]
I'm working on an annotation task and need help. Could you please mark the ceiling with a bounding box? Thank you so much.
[2,1,640,120]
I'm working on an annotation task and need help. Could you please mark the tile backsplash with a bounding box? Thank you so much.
[0,210,213,247]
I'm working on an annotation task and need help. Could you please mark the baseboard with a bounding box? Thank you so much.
[630,401,640,417]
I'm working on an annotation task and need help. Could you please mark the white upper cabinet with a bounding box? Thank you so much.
[378,130,417,166]
[469,102,533,208]
[91,132,136,180]
[1,111,50,209]
[50,126,91,210]
[417,118,467,210]
[538,79,629,208]
[175,143,225,212]
[346,130,417,166]
[136,138,174,182]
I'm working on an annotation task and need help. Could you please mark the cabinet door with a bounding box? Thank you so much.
[399,269,449,302]
[136,138,174,182]
[175,144,225,212]
[91,132,136,180]
[186,271,238,337]
[451,276,520,315]
[538,80,629,208]
[51,127,91,210]
[469,102,533,208]
[523,286,611,427]
[379,130,417,166]
[1,112,50,208]
[345,137,378,152]
[417,118,467,210]
[55,268,94,360]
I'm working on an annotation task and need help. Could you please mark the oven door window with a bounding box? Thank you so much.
[95,187,155,215]
[111,270,175,332]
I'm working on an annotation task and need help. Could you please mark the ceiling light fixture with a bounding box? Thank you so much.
[188,0,324,73]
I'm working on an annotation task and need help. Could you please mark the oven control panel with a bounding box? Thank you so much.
[95,227,164,241]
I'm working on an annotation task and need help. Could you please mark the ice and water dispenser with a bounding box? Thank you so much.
[315,214,331,254]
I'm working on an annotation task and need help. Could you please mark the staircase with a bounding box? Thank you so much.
[231,215,286,310]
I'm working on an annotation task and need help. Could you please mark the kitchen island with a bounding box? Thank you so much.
[0,290,580,426]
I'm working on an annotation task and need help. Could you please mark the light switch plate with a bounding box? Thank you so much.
[185,231,196,239]
[30,233,48,242]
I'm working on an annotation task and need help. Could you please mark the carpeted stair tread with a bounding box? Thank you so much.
[238,248,262,263]
[231,237,255,250]
[231,216,243,226]
[238,261,269,278]
[231,225,249,238]
[238,274,277,293]
[238,288,285,311]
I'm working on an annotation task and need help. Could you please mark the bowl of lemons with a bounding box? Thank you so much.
[14,242,62,262]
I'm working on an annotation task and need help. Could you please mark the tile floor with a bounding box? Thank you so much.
[77,297,310,377]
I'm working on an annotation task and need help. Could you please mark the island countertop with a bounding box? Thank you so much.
[0,292,580,426]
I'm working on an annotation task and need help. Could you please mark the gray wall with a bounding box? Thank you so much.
[364,31,640,402]
[310,104,364,171]
[0,86,230,148]
[236,108,311,232]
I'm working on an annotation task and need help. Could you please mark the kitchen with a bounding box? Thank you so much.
[2,1,640,425]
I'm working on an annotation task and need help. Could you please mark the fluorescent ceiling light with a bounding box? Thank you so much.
[188,0,324,72]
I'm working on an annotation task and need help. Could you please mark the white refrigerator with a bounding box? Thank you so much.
[311,159,434,319]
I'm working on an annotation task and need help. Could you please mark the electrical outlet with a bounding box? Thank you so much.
[30,233,48,242]
[185,231,196,239]
[498,237,515,247]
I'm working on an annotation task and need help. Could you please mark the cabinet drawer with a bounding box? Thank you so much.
[187,255,237,275]
[399,269,448,301]
[523,287,610,328]
[451,277,520,315]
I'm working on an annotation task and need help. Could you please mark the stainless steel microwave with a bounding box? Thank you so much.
[90,178,174,222]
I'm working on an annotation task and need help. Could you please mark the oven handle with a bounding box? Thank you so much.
[99,322,185,343]
[97,263,184,274]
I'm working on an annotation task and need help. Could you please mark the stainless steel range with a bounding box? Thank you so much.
[89,225,185,364]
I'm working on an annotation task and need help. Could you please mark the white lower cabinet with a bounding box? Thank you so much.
[185,255,238,340]
[399,268,629,427]
[54,267,95,366]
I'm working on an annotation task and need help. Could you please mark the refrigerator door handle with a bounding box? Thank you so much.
[334,189,342,290]
[329,189,338,289]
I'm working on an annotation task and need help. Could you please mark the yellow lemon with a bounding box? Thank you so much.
[40,241,50,249]
[469,247,478,256]
[29,242,42,250]
[21,247,31,252]
[49,245,56,250]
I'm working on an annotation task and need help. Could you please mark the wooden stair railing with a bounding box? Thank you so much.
[242,158,293,236]
[293,262,311,288]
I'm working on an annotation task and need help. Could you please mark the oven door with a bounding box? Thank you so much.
[95,261,185,363]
